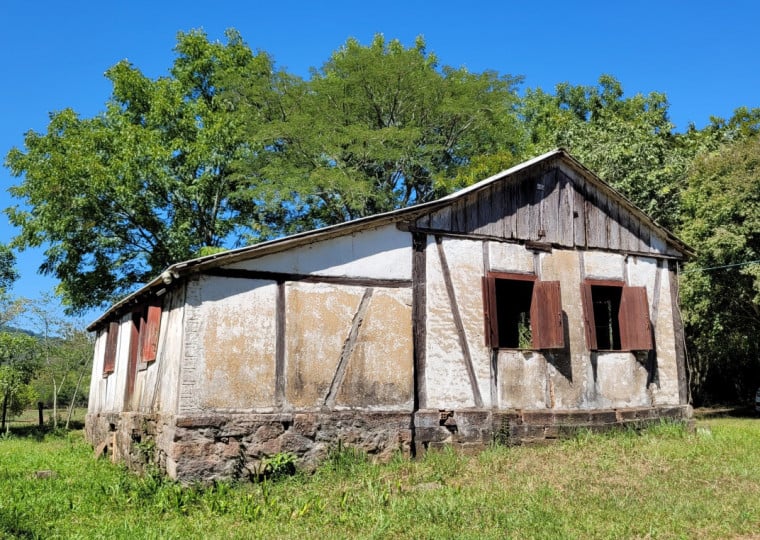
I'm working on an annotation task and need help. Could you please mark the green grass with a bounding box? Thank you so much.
[1,418,759,539]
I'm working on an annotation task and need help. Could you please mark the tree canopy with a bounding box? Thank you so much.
[5,31,525,312]
[5,29,284,310]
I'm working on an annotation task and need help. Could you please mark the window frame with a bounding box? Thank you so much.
[581,279,653,351]
[482,271,564,350]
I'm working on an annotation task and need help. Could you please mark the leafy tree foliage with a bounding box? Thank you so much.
[236,35,525,232]
[0,245,17,295]
[679,136,760,403]
[520,75,688,228]
[0,332,38,431]
[5,29,284,312]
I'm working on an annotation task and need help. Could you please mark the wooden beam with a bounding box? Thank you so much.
[275,281,286,407]
[323,288,374,408]
[202,268,412,288]
[412,233,427,411]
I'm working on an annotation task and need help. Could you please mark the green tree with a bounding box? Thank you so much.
[0,332,38,432]
[520,75,688,228]
[244,34,525,232]
[679,135,760,403]
[5,29,285,313]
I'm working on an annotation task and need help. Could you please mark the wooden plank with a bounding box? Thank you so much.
[323,288,374,408]
[103,321,119,376]
[466,193,479,234]
[516,176,532,240]
[580,282,597,350]
[573,179,587,247]
[482,276,498,347]
[607,200,621,251]
[557,171,575,247]
[140,299,162,364]
[124,312,141,410]
[412,233,427,410]
[619,286,653,350]
[586,185,608,248]
[435,237,484,407]
[531,280,564,349]
[275,282,286,406]
[539,169,559,243]
[203,268,412,288]
[668,260,689,404]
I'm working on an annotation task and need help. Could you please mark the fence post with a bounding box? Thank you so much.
[38,402,44,427]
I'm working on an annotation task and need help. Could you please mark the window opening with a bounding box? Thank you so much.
[495,278,534,348]
[484,273,564,350]
[581,281,652,351]
[591,285,622,350]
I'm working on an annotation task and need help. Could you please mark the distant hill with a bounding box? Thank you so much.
[0,325,42,339]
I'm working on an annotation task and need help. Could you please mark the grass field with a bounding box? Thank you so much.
[1,416,759,539]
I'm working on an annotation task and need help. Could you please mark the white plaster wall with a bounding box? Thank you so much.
[627,257,681,405]
[225,225,412,280]
[488,242,535,274]
[193,276,279,411]
[498,351,548,409]
[583,252,625,280]
[489,248,679,411]
[424,237,491,409]
[593,352,650,408]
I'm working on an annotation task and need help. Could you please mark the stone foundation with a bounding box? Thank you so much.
[413,404,693,453]
[86,404,692,482]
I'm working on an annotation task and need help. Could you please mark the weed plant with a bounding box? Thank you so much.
[0,419,759,539]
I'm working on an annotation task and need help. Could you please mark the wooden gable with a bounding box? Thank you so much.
[414,158,682,258]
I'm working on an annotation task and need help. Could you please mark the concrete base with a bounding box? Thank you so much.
[86,404,692,482]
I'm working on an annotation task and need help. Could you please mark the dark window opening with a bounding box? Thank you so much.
[483,273,564,350]
[495,278,534,348]
[591,285,622,350]
[581,281,653,351]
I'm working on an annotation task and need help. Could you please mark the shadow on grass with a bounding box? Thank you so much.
[693,405,758,419]
[4,421,85,440]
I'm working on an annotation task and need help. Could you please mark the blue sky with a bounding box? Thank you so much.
[1,0,758,324]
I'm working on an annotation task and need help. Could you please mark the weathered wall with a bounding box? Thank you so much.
[424,236,491,409]
[224,224,412,280]
[421,236,683,412]
[177,223,414,416]
[87,287,186,417]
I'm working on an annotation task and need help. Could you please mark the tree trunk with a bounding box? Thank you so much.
[1,391,8,434]
[65,370,86,430]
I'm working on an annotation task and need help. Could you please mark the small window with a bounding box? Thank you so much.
[103,321,119,377]
[581,281,652,351]
[483,273,564,349]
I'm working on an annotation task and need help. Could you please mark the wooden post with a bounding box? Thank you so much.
[38,402,44,427]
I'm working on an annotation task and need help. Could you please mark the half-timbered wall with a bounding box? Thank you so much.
[420,234,683,412]
[177,223,414,415]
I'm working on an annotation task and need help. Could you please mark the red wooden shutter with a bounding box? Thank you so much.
[482,276,499,347]
[140,300,162,363]
[103,321,119,376]
[619,286,653,350]
[531,281,564,349]
[580,282,598,350]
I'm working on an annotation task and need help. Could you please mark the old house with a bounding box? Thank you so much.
[85,149,692,481]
